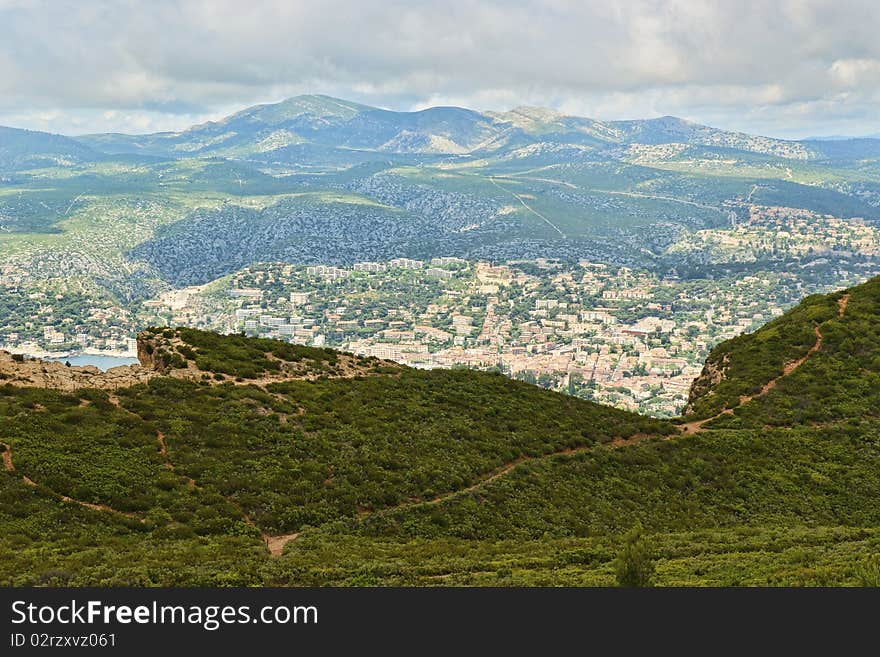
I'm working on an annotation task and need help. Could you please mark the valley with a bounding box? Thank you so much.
[2,95,880,415]
[2,97,880,587]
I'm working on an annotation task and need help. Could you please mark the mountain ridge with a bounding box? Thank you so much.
[18,94,864,161]
[0,125,100,169]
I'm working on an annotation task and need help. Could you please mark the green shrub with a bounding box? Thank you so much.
[614,523,655,587]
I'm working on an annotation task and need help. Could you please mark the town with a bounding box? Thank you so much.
[138,257,874,417]
[3,204,878,416]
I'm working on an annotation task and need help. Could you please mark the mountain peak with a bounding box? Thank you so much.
[488,105,567,126]
[230,94,376,126]
[508,106,567,120]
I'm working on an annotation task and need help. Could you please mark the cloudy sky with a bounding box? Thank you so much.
[0,0,878,138]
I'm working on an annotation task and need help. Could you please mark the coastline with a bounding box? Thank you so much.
[82,347,139,359]
[0,345,138,361]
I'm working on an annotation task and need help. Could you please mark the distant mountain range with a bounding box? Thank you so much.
[73,95,877,161]
[3,95,879,165]
[1,93,879,303]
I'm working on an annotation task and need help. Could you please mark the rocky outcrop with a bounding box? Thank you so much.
[1,328,398,392]
[0,331,193,391]
[683,353,729,415]
[0,351,156,391]
[137,334,161,371]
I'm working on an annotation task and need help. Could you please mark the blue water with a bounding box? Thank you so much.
[46,355,139,371]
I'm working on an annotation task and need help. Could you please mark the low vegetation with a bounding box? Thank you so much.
[2,276,880,585]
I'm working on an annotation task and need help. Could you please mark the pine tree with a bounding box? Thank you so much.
[614,522,655,587]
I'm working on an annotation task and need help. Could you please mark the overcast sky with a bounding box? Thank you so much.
[0,0,878,139]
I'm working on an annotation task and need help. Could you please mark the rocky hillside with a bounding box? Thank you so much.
[0,351,153,391]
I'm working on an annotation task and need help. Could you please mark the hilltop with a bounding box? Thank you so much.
[0,125,99,169]
[1,277,880,585]
[0,327,391,391]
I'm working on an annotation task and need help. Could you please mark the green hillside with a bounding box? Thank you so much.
[0,126,99,170]
[685,274,880,428]
[2,279,880,586]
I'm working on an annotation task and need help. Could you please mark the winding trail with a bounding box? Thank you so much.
[262,433,662,556]
[22,393,277,549]
[1,443,12,472]
[154,427,293,556]
[106,391,305,557]
[0,440,143,521]
[356,432,658,522]
[680,293,849,434]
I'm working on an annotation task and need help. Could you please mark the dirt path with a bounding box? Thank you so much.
[53,493,143,519]
[156,432,289,555]
[156,431,171,469]
[266,533,302,557]
[1,442,14,472]
[680,325,822,434]
[746,184,764,203]
[109,393,303,556]
[153,427,295,556]
[230,434,656,557]
[755,324,823,396]
[263,432,664,554]
[356,432,658,522]
[0,440,143,521]
[249,432,660,556]
[681,294,849,434]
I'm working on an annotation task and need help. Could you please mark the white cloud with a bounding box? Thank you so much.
[0,0,878,137]
[829,58,880,88]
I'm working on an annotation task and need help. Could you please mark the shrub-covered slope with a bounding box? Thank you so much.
[0,334,673,584]
[2,279,880,587]
[686,274,880,428]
